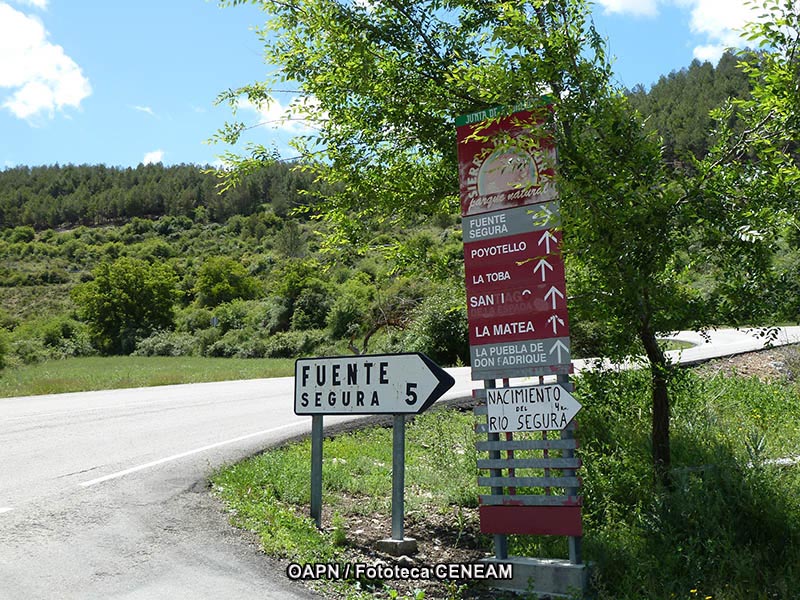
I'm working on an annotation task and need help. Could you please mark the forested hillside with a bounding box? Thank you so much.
[0,160,467,369]
[0,161,320,229]
[627,51,751,166]
[0,51,796,374]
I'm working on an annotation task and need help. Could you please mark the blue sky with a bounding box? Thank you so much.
[0,0,761,169]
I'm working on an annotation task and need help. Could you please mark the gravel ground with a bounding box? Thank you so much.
[694,343,800,381]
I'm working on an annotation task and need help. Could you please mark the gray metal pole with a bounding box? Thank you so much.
[391,414,405,540]
[485,379,508,560]
[310,415,323,528]
[558,373,582,565]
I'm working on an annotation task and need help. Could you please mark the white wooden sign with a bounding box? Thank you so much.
[486,384,581,432]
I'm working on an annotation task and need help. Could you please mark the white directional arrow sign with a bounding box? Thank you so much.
[533,258,553,281]
[547,314,565,335]
[550,339,570,363]
[295,353,455,415]
[538,229,558,255]
[529,204,554,227]
[486,384,582,432]
[544,285,564,309]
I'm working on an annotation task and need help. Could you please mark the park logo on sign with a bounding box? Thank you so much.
[457,105,557,216]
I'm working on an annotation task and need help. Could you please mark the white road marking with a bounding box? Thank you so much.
[0,507,13,514]
[79,421,307,487]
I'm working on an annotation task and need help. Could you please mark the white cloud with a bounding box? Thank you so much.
[142,150,164,165]
[0,2,91,121]
[597,0,763,64]
[237,95,325,134]
[684,0,761,60]
[10,0,48,8]
[595,0,659,17]
[693,43,727,63]
[131,105,156,117]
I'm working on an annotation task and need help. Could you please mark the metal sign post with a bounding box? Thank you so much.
[294,352,454,555]
[391,414,406,541]
[310,415,323,528]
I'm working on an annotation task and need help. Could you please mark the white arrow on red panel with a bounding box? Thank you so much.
[538,230,558,254]
[547,314,565,335]
[544,285,564,309]
[533,258,553,282]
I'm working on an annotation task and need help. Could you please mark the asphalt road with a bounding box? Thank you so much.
[0,370,475,599]
[1,327,798,599]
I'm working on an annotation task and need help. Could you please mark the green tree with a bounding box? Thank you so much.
[194,256,260,307]
[627,51,752,168]
[72,257,180,354]
[217,0,795,485]
[693,0,800,324]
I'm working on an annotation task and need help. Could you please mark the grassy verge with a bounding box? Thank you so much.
[212,366,800,600]
[658,338,695,351]
[0,355,294,398]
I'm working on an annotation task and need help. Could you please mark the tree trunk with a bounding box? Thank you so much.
[639,326,672,488]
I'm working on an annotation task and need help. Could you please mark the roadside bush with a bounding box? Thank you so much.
[175,307,214,333]
[72,256,180,354]
[9,337,47,364]
[202,328,327,359]
[194,256,260,307]
[133,330,197,357]
[566,368,800,599]
[215,299,251,333]
[290,287,331,330]
[402,286,468,366]
[259,296,290,334]
[326,273,374,339]
[206,329,265,358]
[263,329,327,358]
[9,316,94,362]
[194,327,222,356]
[0,328,8,369]
[326,293,366,339]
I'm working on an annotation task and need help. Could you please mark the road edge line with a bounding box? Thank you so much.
[78,421,306,487]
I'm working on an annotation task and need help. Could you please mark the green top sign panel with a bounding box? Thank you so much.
[455,97,555,127]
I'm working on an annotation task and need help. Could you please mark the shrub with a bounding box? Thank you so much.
[71,256,180,354]
[206,329,261,358]
[133,330,197,357]
[9,316,93,362]
[326,293,366,339]
[0,329,8,369]
[402,286,468,366]
[290,287,331,330]
[214,299,251,333]
[194,256,260,307]
[7,226,35,243]
[263,329,327,358]
[175,307,214,333]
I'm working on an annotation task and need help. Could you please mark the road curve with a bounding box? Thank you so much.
[1,327,797,598]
